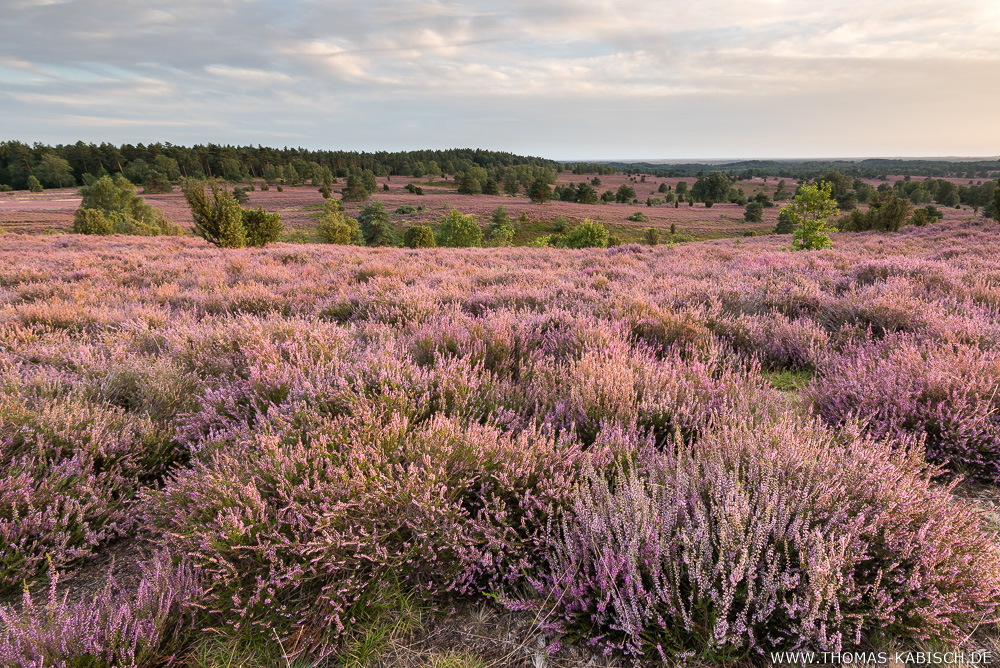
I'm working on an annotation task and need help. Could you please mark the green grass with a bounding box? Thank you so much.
[764,369,813,392]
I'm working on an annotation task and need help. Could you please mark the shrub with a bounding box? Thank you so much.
[435,210,482,247]
[744,201,764,222]
[72,208,115,235]
[808,337,1000,481]
[395,205,417,215]
[242,207,284,247]
[486,224,515,247]
[145,416,581,659]
[0,551,203,667]
[551,216,570,233]
[318,204,363,245]
[536,416,1000,660]
[403,225,436,248]
[183,184,251,247]
[669,222,676,235]
[319,185,332,199]
[75,174,182,236]
[27,175,43,192]
[643,227,659,245]
[607,235,622,247]
[358,200,395,246]
[561,220,608,249]
[626,211,648,222]
[276,184,284,192]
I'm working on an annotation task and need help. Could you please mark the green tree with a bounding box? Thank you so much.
[341,174,370,203]
[502,172,520,197]
[242,207,283,247]
[615,184,636,203]
[435,210,482,247]
[403,225,436,248]
[644,227,660,246]
[27,175,43,192]
[575,182,599,204]
[675,181,688,198]
[359,200,395,246]
[184,183,247,247]
[143,171,172,194]
[744,201,764,223]
[76,174,181,236]
[36,154,75,188]
[317,200,363,245]
[458,173,482,194]
[528,177,552,203]
[784,182,838,250]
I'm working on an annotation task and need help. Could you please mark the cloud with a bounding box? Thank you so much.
[0,0,998,157]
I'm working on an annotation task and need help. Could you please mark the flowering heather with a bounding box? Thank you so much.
[0,219,998,662]
[808,335,1000,481]
[536,418,1000,661]
[0,551,203,668]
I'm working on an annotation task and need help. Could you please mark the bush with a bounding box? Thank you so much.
[626,211,648,222]
[182,182,283,247]
[808,337,1000,481]
[319,185,332,199]
[72,208,114,235]
[0,552,203,667]
[670,223,676,235]
[536,416,1000,660]
[395,205,417,215]
[276,184,284,192]
[403,225,436,248]
[561,220,608,249]
[242,207,284,247]
[486,224,515,247]
[27,175,43,192]
[607,235,622,247]
[643,227,659,246]
[75,174,182,236]
[435,210,482,247]
[145,417,580,660]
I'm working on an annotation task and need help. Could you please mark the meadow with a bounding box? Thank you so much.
[2,214,1000,666]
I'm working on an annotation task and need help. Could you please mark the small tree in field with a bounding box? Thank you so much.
[436,210,482,247]
[561,220,608,248]
[528,177,552,204]
[744,201,764,223]
[358,200,395,246]
[403,225,435,248]
[184,185,246,248]
[27,175,43,193]
[183,182,282,248]
[783,182,838,251]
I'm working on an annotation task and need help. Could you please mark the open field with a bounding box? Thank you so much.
[2,219,1000,665]
[0,176,983,245]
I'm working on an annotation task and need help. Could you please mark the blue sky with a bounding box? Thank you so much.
[2,0,999,159]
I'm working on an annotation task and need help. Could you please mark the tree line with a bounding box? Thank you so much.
[0,141,567,192]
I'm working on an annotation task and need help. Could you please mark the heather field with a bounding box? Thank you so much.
[2,176,978,243]
[2,218,1000,666]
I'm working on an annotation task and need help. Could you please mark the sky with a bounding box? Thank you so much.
[2,0,1000,160]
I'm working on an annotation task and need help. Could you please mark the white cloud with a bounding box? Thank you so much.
[0,0,998,156]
